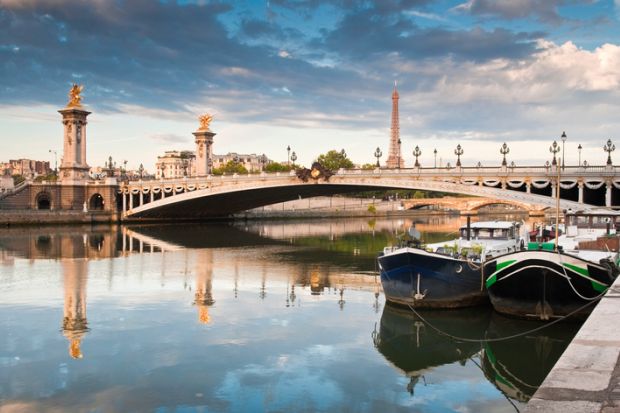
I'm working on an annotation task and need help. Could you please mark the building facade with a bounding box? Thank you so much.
[155,150,195,179]
[7,159,51,177]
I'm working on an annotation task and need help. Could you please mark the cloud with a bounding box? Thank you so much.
[452,0,594,25]
[148,133,188,144]
[319,7,543,62]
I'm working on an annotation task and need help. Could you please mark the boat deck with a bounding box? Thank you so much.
[525,274,620,412]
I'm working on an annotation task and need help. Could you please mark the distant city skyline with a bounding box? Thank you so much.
[1,0,620,170]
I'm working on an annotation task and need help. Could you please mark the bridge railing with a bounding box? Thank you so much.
[120,165,620,191]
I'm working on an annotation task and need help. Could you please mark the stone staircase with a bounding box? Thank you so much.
[0,182,31,210]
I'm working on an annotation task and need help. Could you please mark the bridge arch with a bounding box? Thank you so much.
[35,191,52,210]
[89,193,105,211]
[120,171,591,219]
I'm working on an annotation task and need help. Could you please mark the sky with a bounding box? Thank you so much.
[1,0,620,171]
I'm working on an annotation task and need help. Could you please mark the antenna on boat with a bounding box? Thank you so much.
[555,157,561,250]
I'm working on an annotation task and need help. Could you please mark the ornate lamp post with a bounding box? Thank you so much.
[604,139,615,165]
[413,146,421,167]
[397,138,402,169]
[549,141,559,166]
[290,151,297,167]
[48,149,57,176]
[260,154,267,171]
[122,160,128,179]
[500,142,509,166]
[138,163,144,180]
[577,144,582,166]
[433,148,437,168]
[374,147,382,167]
[287,145,291,166]
[561,131,567,169]
[454,144,463,167]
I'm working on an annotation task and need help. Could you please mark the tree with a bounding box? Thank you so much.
[316,150,354,171]
[361,163,376,170]
[212,160,248,175]
[264,162,293,172]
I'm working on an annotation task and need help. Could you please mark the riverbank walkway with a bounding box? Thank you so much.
[525,276,620,412]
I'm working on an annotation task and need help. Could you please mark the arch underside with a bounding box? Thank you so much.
[126,178,589,219]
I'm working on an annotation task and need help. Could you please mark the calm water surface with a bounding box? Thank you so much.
[0,216,580,413]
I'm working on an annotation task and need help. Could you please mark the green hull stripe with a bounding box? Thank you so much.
[486,259,517,288]
[561,262,607,293]
[496,259,517,271]
[485,274,497,289]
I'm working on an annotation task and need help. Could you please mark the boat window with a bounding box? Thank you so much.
[577,216,588,226]
[476,229,492,239]
[495,229,509,239]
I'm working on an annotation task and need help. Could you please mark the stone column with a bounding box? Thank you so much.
[551,182,556,199]
[58,86,91,184]
[578,181,584,204]
[193,116,216,177]
[526,182,531,193]
[606,181,612,207]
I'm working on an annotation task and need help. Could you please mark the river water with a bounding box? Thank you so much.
[0,216,580,413]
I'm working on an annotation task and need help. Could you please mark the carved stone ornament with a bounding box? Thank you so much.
[296,162,334,182]
[198,143,204,158]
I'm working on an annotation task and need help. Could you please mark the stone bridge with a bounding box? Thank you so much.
[118,164,620,219]
[401,196,545,214]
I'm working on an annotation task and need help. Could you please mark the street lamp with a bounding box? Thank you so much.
[577,144,582,166]
[287,145,291,166]
[290,151,297,167]
[549,141,559,166]
[454,144,463,167]
[433,148,437,168]
[374,147,382,167]
[48,149,57,176]
[604,139,615,165]
[138,163,144,180]
[500,142,509,166]
[397,138,401,169]
[561,131,567,170]
[260,154,267,171]
[413,146,421,167]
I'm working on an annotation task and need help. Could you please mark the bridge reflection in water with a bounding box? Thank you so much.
[0,216,576,412]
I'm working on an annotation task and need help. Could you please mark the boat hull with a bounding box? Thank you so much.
[378,248,488,308]
[484,250,617,320]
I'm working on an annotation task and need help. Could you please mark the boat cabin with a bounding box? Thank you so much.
[564,208,620,237]
[459,221,521,241]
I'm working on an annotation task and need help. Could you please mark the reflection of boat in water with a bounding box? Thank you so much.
[481,312,580,403]
[374,304,489,395]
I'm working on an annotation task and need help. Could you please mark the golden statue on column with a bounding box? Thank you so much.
[67,84,84,108]
[198,113,213,131]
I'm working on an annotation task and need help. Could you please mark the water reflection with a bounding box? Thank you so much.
[374,303,580,407]
[374,305,489,397]
[0,217,574,412]
[194,250,215,324]
[62,259,89,359]
[481,312,580,403]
